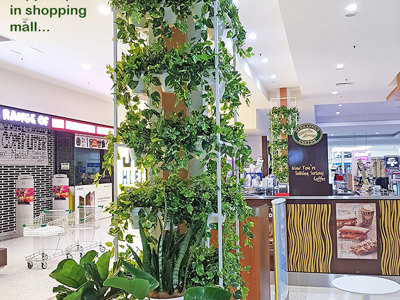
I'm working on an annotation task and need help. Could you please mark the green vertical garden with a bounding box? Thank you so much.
[103,0,254,298]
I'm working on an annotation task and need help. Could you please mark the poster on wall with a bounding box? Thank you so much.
[52,175,70,200]
[75,183,112,208]
[336,202,377,260]
[75,134,109,150]
[0,123,48,166]
[16,175,34,204]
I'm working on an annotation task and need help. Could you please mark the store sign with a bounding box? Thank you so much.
[385,156,399,169]
[117,147,146,193]
[0,106,50,128]
[75,134,109,150]
[0,123,48,166]
[293,123,323,146]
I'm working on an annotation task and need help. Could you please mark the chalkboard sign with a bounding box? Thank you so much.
[288,134,332,196]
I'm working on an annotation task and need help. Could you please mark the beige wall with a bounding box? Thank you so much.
[0,67,124,126]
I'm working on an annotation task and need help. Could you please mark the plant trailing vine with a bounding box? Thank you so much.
[268,106,300,183]
[102,0,254,298]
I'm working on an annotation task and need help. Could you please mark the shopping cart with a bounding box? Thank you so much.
[23,210,71,269]
[65,206,106,259]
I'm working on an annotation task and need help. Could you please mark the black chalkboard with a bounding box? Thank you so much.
[288,134,332,196]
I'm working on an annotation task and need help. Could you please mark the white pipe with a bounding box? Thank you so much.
[112,7,119,262]
[214,0,223,288]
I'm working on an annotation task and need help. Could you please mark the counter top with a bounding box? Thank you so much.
[244,195,400,200]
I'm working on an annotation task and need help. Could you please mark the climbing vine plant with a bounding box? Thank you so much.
[102,0,254,299]
[268,106,300,183]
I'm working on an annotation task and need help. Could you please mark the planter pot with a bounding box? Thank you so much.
[133,78,145,94]
[164,7,177,25]
[158,73,174,93]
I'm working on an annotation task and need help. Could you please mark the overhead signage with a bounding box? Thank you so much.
[293,123,323,146]
[0,105,113,136]
[0,123,48,166]
[75,134,109,150]
[0,106,50,128]
[385,156,399,169]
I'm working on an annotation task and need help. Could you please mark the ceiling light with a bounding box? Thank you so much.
[336,63,344,70]
[338,104,343,107]
[331,134,335,136]
[270,74,277,79]
[336,111,341,115]
[332,91,338,95]
[233,0,239,4]
[262,58,269,63]
[81,63,91,71]
[376,132,380,134]
[98,4,111,15]
[248,33,257,40]
[346,3,358,12]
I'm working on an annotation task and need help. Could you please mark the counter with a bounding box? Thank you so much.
[245,195,400,276]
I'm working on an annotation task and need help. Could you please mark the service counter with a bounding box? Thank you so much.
[245,195,400,276]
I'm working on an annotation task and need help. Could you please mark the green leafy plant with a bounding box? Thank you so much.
[268,106,300,183]
[103,0,254,298]
[184,286,231,300]
[50,251,159,300]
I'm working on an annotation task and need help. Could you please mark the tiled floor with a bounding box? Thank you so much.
[1,220,400,299]
[274,286,400,299]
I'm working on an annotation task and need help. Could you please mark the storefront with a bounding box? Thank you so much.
[0,105,114,237]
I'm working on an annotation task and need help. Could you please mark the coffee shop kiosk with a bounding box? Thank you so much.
[243,124,400,299]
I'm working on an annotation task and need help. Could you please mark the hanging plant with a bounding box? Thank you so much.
[268,106,300,183]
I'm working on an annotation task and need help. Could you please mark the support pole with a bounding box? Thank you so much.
[214,0,223,288]
[112,7,119,262]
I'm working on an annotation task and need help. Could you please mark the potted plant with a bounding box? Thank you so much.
[103,0,255,299]
[50,250,159,300]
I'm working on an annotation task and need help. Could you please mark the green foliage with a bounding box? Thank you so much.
[184,286,232,300]
[50,251,159,300]
[50,251,122,300]
[104,278,150,300]
[105,0,254,298]
[268,106,300,182]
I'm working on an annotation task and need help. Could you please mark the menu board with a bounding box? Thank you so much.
[288,134,332,195]
[336,203,377,260]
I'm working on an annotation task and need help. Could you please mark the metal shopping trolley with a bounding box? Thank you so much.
[65,206,106,258]
[23,210,71,269]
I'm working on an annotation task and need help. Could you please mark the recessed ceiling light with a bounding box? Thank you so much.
[376,132,380,134]
[336,63,344,70]
[270,74,277,79]
[332,91,338,95]
[346,3,358,12]
[248,33,257,40]
[98,4,111,15]
[82,63,91,71]
[336,111,341,115]
[338,104,343,107]
[262,58,269,63]
[331,134,335,136]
